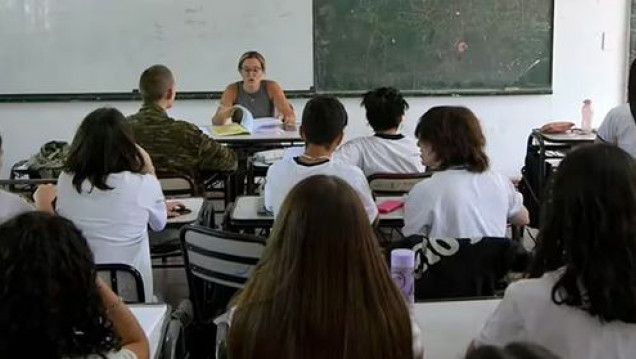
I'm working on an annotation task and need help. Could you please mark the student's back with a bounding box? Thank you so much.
[264,95,378,222]
[336,87,424,176]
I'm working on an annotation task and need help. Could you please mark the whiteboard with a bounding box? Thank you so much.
[0,0,313,94]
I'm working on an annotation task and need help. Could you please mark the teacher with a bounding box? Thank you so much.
[212,51,296,126]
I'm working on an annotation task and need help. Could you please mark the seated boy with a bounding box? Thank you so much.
[264,95,378,223]
[335,87,424,176]
[128,65,237,186]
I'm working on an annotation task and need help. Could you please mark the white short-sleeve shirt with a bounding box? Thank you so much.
[475,270,636,359]
[403,169,523,238]
[335,133,425,177]
[57,171,167,302]
[264,157,378,223]
[597,104,636,158]
[0,190,33,224]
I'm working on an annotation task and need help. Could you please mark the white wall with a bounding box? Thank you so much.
[0,0,629,178]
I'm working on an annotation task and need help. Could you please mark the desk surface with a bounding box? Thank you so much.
[532,129,597,143]
[230,195,405,228]
[167,197,204,224]
[203,124,302,144]
[413,298,500,359]
[130,303,170,359]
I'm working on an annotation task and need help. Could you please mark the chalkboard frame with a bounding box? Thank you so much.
[0,1,554,102]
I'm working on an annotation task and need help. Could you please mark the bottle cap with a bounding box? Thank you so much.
[583,99,592,104]
[391,249,415,268]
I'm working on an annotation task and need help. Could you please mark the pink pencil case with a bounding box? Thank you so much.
[377,200,404,214]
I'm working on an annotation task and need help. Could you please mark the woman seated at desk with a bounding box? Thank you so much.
[212,51,296,127]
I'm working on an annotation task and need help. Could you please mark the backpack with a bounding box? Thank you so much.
[26,141,69,179]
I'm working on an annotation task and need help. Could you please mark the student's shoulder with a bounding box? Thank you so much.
[604,104,632,123]
[504,271,558,302]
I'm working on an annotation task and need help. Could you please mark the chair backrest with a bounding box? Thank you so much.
[158,174,198,197]
[96,263,146,303]
[367,172,432,196]
[180,224,266,324]
[406,236,520,300]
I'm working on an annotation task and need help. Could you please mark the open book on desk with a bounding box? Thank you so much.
[211,105,289,136]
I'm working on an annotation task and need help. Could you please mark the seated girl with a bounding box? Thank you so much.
[0,212,149,359]
[228,175,423,359]
[473,144,636,359]
[56,107,167,302]
[403,106,529,238]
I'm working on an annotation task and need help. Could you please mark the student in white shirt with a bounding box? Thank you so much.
[56,108,167,302]
[403,106,529,238]
[597,58,636,158]
[473,144,636,359]
[264,95,378,223]
[0,212,149,359]
[335,87,425,176]
[230,175,423,359]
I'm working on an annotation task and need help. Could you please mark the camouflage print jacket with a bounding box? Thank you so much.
[128,103,237,183]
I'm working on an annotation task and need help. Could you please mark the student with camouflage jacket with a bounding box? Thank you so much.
[128,65,237,186]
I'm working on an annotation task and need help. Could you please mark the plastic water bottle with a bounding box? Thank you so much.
[581,99,593,133]
[391,249,415,307]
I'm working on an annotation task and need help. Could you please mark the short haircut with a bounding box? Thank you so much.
[237,51,266,72]
[65,107,145,193]
[415,106,489,172]
[301,95,348,146]
[139,64,174,103]
[361,87,409,131]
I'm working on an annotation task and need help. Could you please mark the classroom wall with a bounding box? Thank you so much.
[0,0,629,178]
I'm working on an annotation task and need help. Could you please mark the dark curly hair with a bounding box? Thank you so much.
[0,212,121,358]
[529,143,636,323]
[415,106,489,172]
[361,87,409,132]
[65,107,145,193]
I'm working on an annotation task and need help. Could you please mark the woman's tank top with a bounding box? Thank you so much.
[234,80,275,118]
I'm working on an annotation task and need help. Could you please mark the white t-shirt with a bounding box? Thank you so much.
[0,190,33,224]
[597,104,636,158]
[403,169,523,238]
[335,134,425,177]
[475,270,636,359]
[264,157,378,223]
[57,171,167,302]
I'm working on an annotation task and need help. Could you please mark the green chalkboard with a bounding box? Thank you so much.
[314,0,554,94]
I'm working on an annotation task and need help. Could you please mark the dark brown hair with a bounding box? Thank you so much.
[139,64,174,103]
[65,108,145,193]
[529,143,636,323]
[228,175,413,359]
[237,51,266,72]
[415,106,489,172]
[301,95,348,146]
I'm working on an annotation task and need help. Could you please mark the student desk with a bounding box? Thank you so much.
[413,298,500,359]
[130,303,170,359]
[202,125,304,200]
[526,129,596,195]
[229,195,405,229]
[166,197,204,226]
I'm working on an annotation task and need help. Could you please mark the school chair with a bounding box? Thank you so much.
[401,236,527,300]
[180,225,265,357]
[157,173,199,198]
[96,263,146,303]
[367,172,432,197]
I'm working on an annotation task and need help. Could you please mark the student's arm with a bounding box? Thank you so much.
[509,206,530,227]
[136,144,156,176]
[33,184,56,214]
[190,124,238,173]
[266,81,296,126]
[97,278,150,359]
[141,175,167,232]
[506,179,530,227]
[212,84,239,125]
